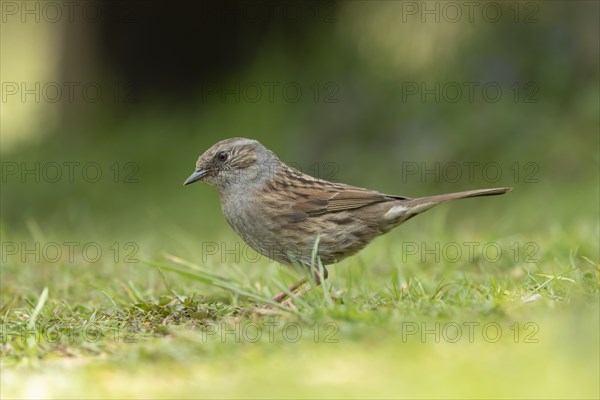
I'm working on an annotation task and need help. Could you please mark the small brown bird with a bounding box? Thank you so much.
[185,138,511,303]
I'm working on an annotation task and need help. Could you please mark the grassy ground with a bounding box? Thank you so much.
[2,2,598,397]
[1,196,598,398]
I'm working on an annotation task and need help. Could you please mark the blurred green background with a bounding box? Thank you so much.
[2,0,597,239]
[1,1,598,398]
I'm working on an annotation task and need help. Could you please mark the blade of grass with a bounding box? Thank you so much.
[142,259,300,314]
[309,235,333,307]
[27,287,48,331]
[26,287,48,352]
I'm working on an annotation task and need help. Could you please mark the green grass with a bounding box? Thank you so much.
[1,209,598,399]
[2,1,598,396]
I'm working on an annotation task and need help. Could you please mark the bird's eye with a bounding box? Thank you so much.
[217,151,229,162]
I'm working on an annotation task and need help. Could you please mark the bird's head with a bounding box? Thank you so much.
[184,137,277,192]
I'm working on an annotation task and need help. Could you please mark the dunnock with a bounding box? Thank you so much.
[185,138,511,303]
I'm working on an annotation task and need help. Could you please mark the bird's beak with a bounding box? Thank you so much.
[183,168,209,186]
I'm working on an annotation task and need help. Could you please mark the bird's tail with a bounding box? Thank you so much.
[385,187,512,224]
[408,187,512,207]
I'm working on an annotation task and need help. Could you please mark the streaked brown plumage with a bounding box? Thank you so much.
[185,137,511,302]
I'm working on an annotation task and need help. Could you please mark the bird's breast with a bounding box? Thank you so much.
[219,190,287,262]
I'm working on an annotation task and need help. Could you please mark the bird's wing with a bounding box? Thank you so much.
[267,165,408,222]
[292,184,405,217]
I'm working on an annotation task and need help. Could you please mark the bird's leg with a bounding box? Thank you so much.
[280,282,318,307]
[271,277,308,303]
[271,269,328,306]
